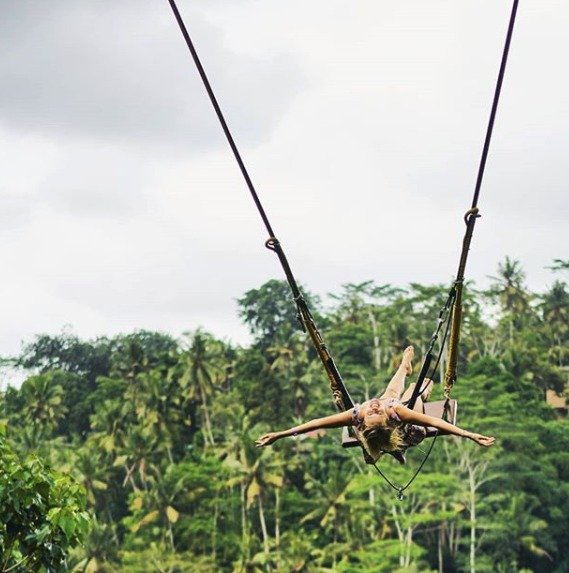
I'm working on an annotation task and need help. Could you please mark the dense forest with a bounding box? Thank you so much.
[1,257,568,573]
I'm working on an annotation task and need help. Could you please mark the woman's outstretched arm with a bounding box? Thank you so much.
[394,405,495,447]
[255,409,353,447]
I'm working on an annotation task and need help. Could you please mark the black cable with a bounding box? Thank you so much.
[166,0,276,238]
[372,434,438,500]
[406,286,456,410]
[471,0,519,210]
[166,0,355,416]
[427,310,453,386]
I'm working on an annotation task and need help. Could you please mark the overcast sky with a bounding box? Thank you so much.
[0,0,567,361]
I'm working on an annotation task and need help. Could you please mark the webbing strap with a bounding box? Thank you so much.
[444,208,480,399]
[266,239,354,411]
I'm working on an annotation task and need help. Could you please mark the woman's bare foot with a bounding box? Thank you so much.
[420,378,434,402]
[401,346,414,375]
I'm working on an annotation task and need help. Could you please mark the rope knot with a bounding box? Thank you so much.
[463,207,481,225]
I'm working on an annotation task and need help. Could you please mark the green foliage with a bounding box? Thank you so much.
[238,279,320,346]
[1,259,567,572]
[14,332,112,380]
[0,423,89,572]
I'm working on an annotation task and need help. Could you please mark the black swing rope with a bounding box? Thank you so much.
[166,0,520,496]
[166,0,355,415]
[383,0,520,497]
[407,0,520,412]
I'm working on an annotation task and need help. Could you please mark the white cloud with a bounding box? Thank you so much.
[0,0,567,358]
[0,1,303,148]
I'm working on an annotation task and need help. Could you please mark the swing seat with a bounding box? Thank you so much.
[423,399,457,437]
[341,427,360,448]
[341,399,458,447]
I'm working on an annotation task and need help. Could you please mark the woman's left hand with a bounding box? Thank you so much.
[467,433,495,447]
[255,433,281,448]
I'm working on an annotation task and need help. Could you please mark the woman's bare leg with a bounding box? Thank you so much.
[380,346,414,399]
[402,378,434,412]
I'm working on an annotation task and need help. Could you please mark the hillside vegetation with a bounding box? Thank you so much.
[1,258,567,572]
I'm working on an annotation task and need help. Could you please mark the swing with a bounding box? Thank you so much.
[166,0,520,493]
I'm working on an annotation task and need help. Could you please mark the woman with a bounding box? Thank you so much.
[255,346,495,462]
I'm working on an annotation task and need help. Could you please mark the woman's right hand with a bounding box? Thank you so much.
[255,432,281,448]
[467,433,495,447]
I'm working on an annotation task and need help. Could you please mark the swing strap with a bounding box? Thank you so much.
[442,0,520,399]
[407,0,520,411]
[166,0,353,412]
[266,238,354,411]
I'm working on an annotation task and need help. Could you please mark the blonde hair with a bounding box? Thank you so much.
[361,423,405,457]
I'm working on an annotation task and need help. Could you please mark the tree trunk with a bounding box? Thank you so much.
[275,488,281,570]
[212,498,218,561]
[404,524,417,568]
[167,520,175,551]
[368,309,382,372]
[449,521,458,560]
[200,389,215,446]
[258,495,269,555]
[438,526,444,573]
[123,463,139,491]
[332,516,337,572]
[240,483,248,562]
[469,465,476,573]
[390,505,405,568]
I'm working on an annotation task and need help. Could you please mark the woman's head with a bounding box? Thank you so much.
[359,398,405,456]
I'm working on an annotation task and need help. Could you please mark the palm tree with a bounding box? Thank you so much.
[267,332,310,418]
[129,463,189,551]
[71,443,112,508]
[547,258,569,272]
[19,372,67,446]
[221,414,284,567]
[301,461,354,571]
[180,330,225,447]
[217,409,254,562]
[67,516,119,572]
[89,378,133,457]
[488,493,552,570]
[130,369,183,462]
[539,280,569,366]
[488,258,533,336]
[329,281,405,372]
